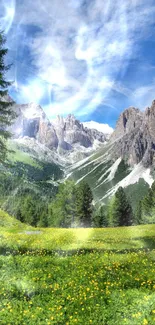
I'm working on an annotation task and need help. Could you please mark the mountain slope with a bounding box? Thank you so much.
[67,100,155,206]
[67,142,151,206]
[2,98,155,214]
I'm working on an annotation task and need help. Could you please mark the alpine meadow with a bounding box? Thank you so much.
[1,1,155,325]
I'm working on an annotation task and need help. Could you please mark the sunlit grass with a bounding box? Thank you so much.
[0,209,155,253]
[0,210,155,324]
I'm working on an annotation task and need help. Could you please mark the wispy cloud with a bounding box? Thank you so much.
[132,81,155,110]
[0,0,15,34]
[1,0,155,119]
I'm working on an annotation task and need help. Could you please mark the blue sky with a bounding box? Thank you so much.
[1,0,155,127]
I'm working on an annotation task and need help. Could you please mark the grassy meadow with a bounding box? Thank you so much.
[0,209,155,325]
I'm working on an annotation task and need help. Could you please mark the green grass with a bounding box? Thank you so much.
[7,141,38,167]
[0,213,155,324]
[0,209,28,229]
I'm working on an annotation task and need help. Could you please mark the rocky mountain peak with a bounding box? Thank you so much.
[10,102,58,149]
[9,103,108,157]
[108,99,155,168]
[65,114,83,131]
[110,106,143,143]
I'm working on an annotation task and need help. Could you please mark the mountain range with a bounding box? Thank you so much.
[4,98,155,211]
[9,102,109,163]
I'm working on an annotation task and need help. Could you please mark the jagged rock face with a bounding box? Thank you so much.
[51,114,106,149]
[110,107,143,143]
[110,101,155,167]
[64,114,106,147]
[144,100,155,143]
[37,120,58,149]
[23,118,40,138]
[10,103,58,149]
[64,114,89,146]
[10,104,106,152]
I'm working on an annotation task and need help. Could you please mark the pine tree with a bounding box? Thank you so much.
[49,180,76,227]
[0,31,15,163]
[100,206,108,227]
[112,187,133,226]
[151,181,155,193]
[75,181,93,227]
[37,210,48,227]
[142,188,153,217]
[92,206,108,227]
[135,200,142,225]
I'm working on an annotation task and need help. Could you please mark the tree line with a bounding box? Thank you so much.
[3,177,153,228]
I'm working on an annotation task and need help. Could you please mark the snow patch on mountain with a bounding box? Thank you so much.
[101,163,154,201]
[105,157,122,182]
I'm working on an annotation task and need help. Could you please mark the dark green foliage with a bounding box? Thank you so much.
[136,180,155,224]
[48,181,94,228]
[0,31,15,163]
[124,178,155,225]
[0,156,64,226]
[142,188,154,217]
[92,206,108,227]
[112,187,133,226]
[49,180,77,227]
[75,181,93,227]
[135,200,142,225]
[114,159,130,183]
[3,187,49,227]
[11,160,63,183]
[37,209,48,227]
[125,179,149,213]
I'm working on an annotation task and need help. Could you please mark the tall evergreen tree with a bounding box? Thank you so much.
[135,200,142,225]
[49,180,76,227]
[142,188,154,217]
[0,31,15,163]
[75,181,93,227]
[112,187,133,226]
[92,205,108,227]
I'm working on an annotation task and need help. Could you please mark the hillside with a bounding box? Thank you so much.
[67,100,155,206]
[0,209,25,228]
[67,143,150,206]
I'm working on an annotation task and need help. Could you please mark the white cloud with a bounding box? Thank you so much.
[0,0,15,34]
[1,0,155,118]
[83,121,113,134]
[15,80,45,104]
[132,82,155,110]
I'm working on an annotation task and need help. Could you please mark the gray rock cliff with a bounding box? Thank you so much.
[10,103,107,153]
[110,100,155,167]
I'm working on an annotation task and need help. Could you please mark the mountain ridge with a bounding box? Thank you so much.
[9,102,108,161]
[3,96,155,209]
